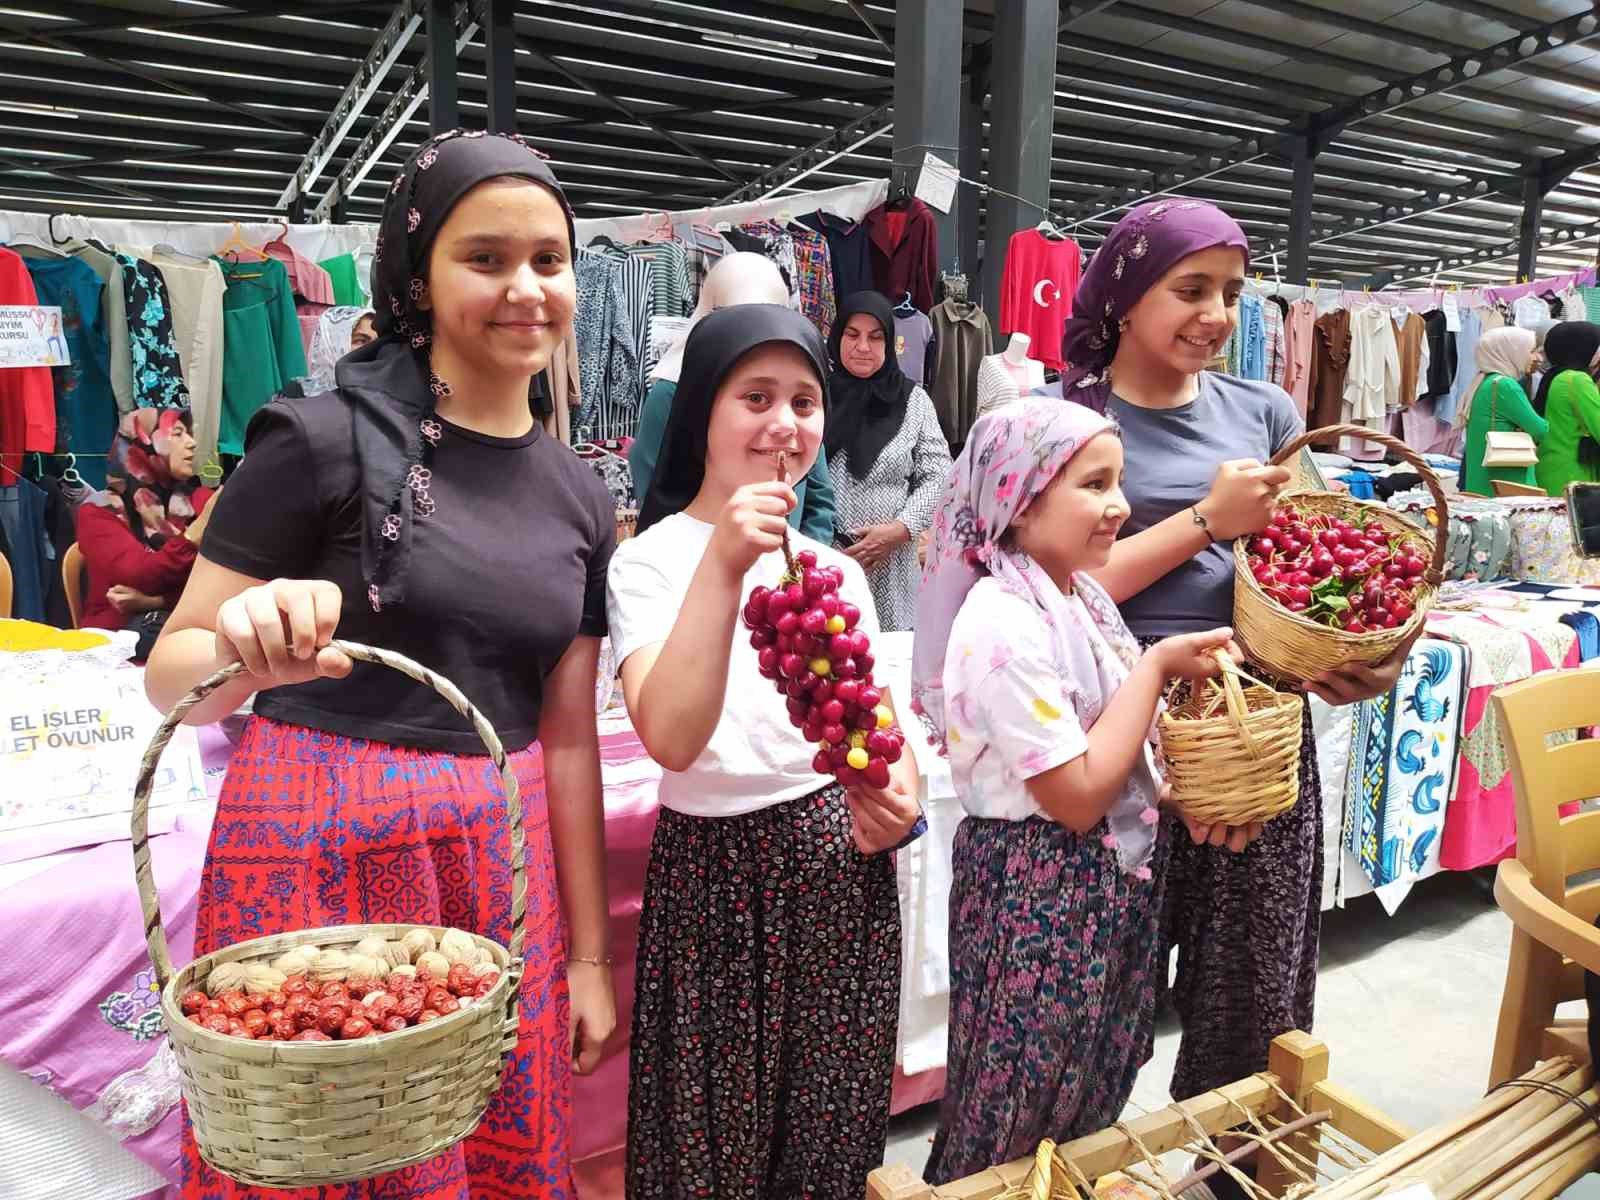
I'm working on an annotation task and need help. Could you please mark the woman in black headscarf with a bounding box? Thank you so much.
[825,291,952,630]
[1534,320,1600,496]
[148,129,616,1198]
[611,304,921,1199]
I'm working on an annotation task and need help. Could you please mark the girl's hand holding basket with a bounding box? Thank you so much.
[214,578,353,686]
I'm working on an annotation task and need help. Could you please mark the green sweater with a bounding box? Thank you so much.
[1461,373,1547,496]
[1534,369,1600,497]
[627,378,837,542]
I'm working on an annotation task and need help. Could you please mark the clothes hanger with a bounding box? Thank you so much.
[61,452,85,488]
[219,221,269,262]
[893,291,916,315]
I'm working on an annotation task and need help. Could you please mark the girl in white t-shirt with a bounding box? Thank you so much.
[606,304,922,1200]
[910,398,1248,1184]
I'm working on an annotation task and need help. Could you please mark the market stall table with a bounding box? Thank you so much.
[0,634,956,1200]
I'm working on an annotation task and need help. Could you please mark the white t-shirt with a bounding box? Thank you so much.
[606,512,882,817]
[942,576,1161,824]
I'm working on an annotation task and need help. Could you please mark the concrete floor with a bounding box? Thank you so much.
[881,870,1600,1195]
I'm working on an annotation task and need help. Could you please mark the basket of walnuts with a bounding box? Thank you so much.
[132,641,527,1188]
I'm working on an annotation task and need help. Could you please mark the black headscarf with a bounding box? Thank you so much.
[1533,321,1600,416]
[825,291,916,480]
[338,128,575,613]
[638,304,829,535]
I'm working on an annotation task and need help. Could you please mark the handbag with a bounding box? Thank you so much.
[1567,481,1600,558]
[1480,378,1539,469]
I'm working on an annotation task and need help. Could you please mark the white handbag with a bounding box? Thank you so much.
[1481,379,1539,469]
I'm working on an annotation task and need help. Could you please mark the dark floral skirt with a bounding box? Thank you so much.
[924,816,1166,1184]
[626,786,901,1200]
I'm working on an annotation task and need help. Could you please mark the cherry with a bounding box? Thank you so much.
[1288,584,1312,607]
[838,602,862,630]
[829,633,853,660]
[812,749,833,774]
[1251,536,1277,557]
[775,610,801,637]
[834,679,861,705]
[863,758,891,788]
[820,699,845,725]
[802,569,830,600]
[800,607,828,635]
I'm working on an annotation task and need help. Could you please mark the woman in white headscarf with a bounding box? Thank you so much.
[627,252,837,540]
[1457,325,1544,496]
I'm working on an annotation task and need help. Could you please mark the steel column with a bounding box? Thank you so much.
[892,0,963,277]
[1287,139,1317,286]
[1518,173,1546,281]
[484,0,516,133]
[983,0,1057,324]
[427,0,461,135]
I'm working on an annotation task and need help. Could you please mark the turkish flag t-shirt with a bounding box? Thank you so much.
[998,228,1082,371]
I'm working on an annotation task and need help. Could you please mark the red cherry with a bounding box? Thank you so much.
[812,750,833,774]
[1288,585,1312,606]
[795,549,817,569]
[1279,537,1303,557]
[1390,599,1413,622]
[802,721,824,743]
[829,633,853,659]
[821,723,848,745]
[775,610,801,638]
[800,608,827,635]
[855,708,878,731]
[1288,570,1313,588]
[835,765,861,787]
[834,659,858,680]
[802,569,828,599]
[858,652,875,675]
[1402,554,1426,578]
[758,646,781,675]
[835,680,861,705]
[839,602,861,630]
[863,757,891,788]
[750,627,776,649]
[1332,546,1359,569]
[779,653,806,678]
[857,686,882,711]
[1316,529,1342,550]
[849,631,872,657]
[766,591,794,620]
[881,738,903,764]
[784,583,806,607]
[1308,553,1333,579]
[820,699,845,725]
[828,745,850,767]
[867,730,895,756]
[1250,536,1277,557]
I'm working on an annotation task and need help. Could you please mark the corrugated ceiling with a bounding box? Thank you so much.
[0,0,1597,286]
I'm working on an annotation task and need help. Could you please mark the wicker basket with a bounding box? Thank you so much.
[1232,423,1448,684]
[1159,652,1304,825]
[131,642,526,1188]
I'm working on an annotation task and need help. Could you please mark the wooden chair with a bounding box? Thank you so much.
[1492,479,1547,498]
[0,551,10,619]
[1488,670,1600,1087]
[61,542,84,629]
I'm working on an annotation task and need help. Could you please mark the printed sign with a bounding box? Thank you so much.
[0,305,70,368]
[0,672,202,838]
[914,152,959,214]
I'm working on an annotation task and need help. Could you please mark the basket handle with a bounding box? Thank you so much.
[1267,422,1448,588]
[131,640,526,992]
[1195,650,1262,761]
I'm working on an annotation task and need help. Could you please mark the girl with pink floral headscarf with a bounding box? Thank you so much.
[912,397,1240,1183]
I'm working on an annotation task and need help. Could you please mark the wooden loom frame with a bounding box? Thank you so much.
[865,1027,1595,1200]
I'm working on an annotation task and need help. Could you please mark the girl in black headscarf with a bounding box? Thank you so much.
[610,305,922,1200]
[148,129,616,1199]
[1534,320,1600,496]
[824,291,952,630]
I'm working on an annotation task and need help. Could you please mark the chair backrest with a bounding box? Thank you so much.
[1492,479,1547,498]
[61,542,84,629]
[1493,672,1600,920]
[0,550,10,619]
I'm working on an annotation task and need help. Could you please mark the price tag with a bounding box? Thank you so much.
[913,151,959,214]
[1443,294,1462,333]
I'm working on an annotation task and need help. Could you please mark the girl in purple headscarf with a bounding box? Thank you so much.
[911,398,1246,1183]
[1063,200,1416,1162]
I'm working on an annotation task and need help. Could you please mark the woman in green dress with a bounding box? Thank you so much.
[1458,326,1543,496]
[1533,321,1600,497]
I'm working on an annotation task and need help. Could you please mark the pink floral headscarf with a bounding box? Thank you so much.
[911,397,1162,870]
[91,408,200,547]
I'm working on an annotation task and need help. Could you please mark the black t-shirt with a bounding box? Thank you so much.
[202,393,615,753]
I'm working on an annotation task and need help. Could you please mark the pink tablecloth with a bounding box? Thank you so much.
[0,713,942,1198]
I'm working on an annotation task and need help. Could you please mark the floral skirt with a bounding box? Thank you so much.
[1140,636,1325,1100]
[180,717,573,1200]
[626,786,900,1200]
[923,816,1166,1185]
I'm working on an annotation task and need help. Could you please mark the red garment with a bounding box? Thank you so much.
[0,247,58,476]
[998,229,1081,371]
[75,487,212,629]
[181,718,572,1199]
[865,199,939,312]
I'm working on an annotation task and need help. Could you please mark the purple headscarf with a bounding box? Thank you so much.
[1061,200,1250,413]
[910,397,1163,870]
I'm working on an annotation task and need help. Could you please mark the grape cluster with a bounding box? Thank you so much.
[742,548,906,788]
